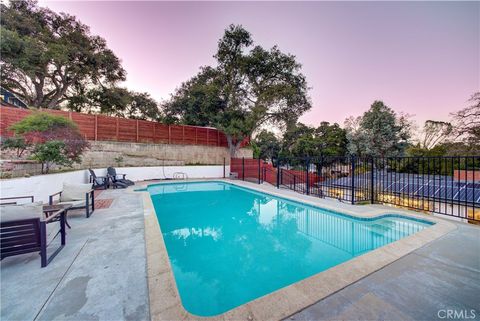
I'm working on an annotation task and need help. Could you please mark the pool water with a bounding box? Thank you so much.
[148,181,432,316]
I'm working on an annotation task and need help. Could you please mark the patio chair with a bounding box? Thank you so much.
[0,195,34,205]
[88,169,109,190]
[107,167,135,186]
[90,169,128,189]
[49,183,95,218]
[0,199,66,267]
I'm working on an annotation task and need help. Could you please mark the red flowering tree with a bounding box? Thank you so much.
[5,112,90,173]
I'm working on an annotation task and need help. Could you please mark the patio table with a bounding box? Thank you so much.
[43,204,73,230]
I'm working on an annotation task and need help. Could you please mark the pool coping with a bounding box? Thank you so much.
[135,179,457,321]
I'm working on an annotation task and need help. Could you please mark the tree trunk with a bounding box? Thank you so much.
[46,84,70,109]
[226,135,243,158]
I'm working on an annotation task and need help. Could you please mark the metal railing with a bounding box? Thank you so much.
[230,155,480,222]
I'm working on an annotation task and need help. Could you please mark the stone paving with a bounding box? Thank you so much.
[288,223,480,321]
[0,189,149,321]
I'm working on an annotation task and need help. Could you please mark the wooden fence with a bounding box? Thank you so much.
[230,158,321,186]
[0,106,237,147]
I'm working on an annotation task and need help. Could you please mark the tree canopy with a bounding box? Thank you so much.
[67,86,161,121]
[252,122,348,161]
[1,0,126,108]
[451,92,480,145]
[251,130,281,160]
[420,120,453,150]
[345,101,411,157]
[163,24,311,156]
[279,122,347,158]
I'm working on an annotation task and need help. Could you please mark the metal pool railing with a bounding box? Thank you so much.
[230,155,480,223]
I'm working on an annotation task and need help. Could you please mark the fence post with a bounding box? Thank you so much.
[223,157,226,178]
[370,157,375,204]
[242,157,245,181]
[116,118,119,141]
[153,123,156,143]
[168,125,171,144]
[306,157,310,195]
[94,115,98,141]
[136,120,139,142]
[276,160,280,189]
[351,155,356,204]
[258,158,261,184]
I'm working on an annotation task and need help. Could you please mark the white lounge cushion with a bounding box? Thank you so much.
[0,202,44,223]
[57,200,86,208]
[60,183,92,202]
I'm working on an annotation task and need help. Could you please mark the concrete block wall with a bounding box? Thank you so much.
[0,140,252,178]
[78,141,252,169]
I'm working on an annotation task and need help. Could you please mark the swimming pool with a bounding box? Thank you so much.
[148,181,433,316]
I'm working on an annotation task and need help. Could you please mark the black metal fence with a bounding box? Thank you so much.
[231,155,480,222]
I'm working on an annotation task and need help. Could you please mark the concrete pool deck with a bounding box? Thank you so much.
[0,189,150,321]
[1,179,479,321]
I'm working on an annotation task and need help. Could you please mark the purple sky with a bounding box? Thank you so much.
[41,1,479,127]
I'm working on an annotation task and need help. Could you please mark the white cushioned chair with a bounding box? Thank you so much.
[49,183,94,218]
[1,201,44,222]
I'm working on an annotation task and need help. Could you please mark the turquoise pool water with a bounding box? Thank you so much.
[148,181,433,316]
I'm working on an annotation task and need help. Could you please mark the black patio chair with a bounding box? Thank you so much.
[107,167,135,186]
[88,169,109,190]
[0,197,67,267]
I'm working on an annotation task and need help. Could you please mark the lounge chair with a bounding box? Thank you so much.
[49,183,94,218]
[107,167,134,186]
[90,169,128,189]
[0,197,67,267]
[88,169,109,190]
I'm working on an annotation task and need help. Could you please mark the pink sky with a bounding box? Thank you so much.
[41,1,479,127]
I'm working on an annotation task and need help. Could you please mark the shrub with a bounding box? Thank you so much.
[1,137,29,158]
[30,141,72,174]
[9,113,77,134]
[114,155,124,166]
[7,112,89,173]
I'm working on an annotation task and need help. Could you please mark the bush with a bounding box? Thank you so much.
[7,112,89,173]
[9,113,77,134]
[1,137,29,158]
[30,141,71,174]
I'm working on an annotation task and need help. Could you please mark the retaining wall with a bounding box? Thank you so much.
[0,165,230,203]
[1,141,252,178]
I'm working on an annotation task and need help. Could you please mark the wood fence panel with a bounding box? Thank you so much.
[71,113,95,140]
[45,109,69,117]
[0,106,243,148]
[96,115,118,141]
[116,117,136,142]
[0,108,31,137]
[154,123,169,143]
[196,128,208,145]
[208,129,218,146]
[183,126,197,145]
[218,132,228,147]
[169,125,184,144]
[138,120,155,143]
